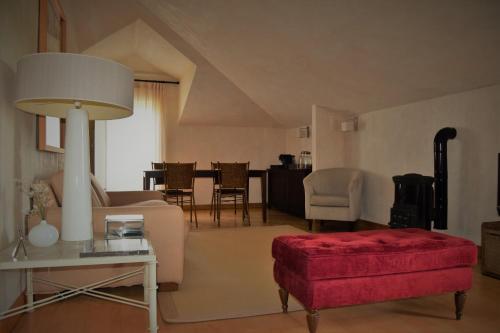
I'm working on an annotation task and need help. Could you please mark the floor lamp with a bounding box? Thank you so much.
[15,53,134,242]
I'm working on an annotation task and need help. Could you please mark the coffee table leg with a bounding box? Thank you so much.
[148,261,158,332]
[144,264,150,304]
[26,268,33,311]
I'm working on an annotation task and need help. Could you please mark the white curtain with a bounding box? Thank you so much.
[104,82,168,191]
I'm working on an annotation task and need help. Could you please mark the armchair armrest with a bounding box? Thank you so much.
[303,174,314,219]
[107,190,163,206]
[348,173,363,220]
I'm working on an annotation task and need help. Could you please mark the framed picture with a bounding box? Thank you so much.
[37,0,66,153]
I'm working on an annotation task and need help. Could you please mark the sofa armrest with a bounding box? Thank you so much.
[107,191,163,206]
[92,205,186,283]
[27,204,187,284]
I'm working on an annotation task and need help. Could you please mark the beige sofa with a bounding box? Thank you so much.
[303,168,363,229]
[28,172,188,293]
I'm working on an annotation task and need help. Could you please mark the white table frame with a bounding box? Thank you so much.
[0,239,158,332]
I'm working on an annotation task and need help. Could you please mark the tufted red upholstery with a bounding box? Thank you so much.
[272,228,477,281]
[274,263,473,310]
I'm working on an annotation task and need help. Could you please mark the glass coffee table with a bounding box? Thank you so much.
[0,236,158,332]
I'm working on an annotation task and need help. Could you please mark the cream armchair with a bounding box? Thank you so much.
[303,168,363,230]
[28,171,188,293]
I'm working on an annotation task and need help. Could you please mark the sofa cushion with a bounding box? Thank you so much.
[90,173,111,207]
[310,194,349,207]
[91,188,102,207]
[49,171,64,206]
[50,171,102,207]
[123,200,169,207]
[272,228,477,281]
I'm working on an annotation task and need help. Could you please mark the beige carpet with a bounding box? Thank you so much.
[159,225,306,323]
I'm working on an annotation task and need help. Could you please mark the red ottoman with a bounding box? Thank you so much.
[272,228,477,333]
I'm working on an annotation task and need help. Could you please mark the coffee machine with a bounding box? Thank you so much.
[278,154,295,169]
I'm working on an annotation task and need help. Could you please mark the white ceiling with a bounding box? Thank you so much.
[63,0,500,127]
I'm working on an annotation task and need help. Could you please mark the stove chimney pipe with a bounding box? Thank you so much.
[433,127,457,229]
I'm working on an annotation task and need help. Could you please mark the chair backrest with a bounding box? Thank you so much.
[151,161,166,185]
[211,161,220,185]
[310,168,361,196]
[218,162,249,189]
[166,162,197,190]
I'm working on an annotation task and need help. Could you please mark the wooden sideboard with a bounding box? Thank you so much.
[268,168,311,218]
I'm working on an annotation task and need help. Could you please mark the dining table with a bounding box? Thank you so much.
[143,169,268,222]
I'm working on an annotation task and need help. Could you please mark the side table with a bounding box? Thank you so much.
[481,221,500,279]
[0,237,158,332]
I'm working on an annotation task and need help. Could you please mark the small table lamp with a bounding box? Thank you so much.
[15,53,134,241]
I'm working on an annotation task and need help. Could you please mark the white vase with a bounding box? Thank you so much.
[29,220,59,247]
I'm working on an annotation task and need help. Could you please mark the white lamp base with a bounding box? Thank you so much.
[61,107,93,241]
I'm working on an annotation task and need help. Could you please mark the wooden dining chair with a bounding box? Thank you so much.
[151,161,166,193]
[209,161,220,221]
[215,162,250,227]
[164,162,198,228]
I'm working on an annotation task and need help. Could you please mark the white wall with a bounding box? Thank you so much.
[352,85,500,244]
[312,105,352,170]
[285,126,312,159]
[0,0,65,312]
[166,85,285,204]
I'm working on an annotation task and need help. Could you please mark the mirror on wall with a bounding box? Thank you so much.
[37,0,66,153]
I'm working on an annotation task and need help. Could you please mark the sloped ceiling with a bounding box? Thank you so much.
[82,20,197,120]
[63,0,500,127]
[140,0,500,127]
[62,0,279,127]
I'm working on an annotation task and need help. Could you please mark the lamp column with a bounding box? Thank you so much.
[61,101,93,241]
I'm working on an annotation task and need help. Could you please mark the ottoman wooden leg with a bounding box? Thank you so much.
[306,309,319,333]
[455,291,466,320]
[278,288,289,313]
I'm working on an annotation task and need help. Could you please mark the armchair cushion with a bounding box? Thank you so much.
[310,194,349,207]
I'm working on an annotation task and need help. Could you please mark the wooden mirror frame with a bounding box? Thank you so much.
[37,0,66,153]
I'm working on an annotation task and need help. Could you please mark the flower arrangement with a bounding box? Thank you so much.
[18,181,53,220]
[30,183,53,220]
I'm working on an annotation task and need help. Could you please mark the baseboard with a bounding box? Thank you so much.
[181,203,262,211]
[356,219,389,230]
[0,292,25,333]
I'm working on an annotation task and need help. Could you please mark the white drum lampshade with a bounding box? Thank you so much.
[15,53,134,241]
